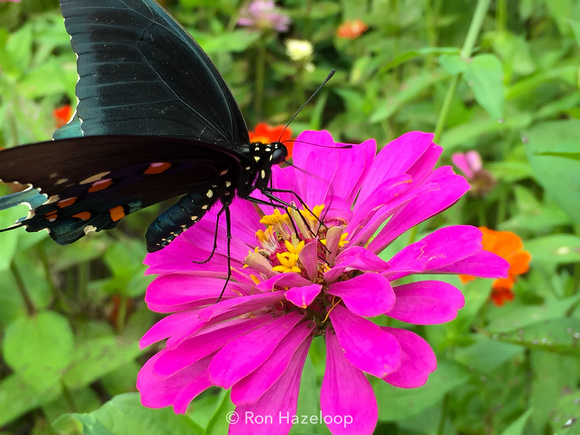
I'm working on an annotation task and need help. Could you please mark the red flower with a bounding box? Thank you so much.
[249,123,293,157]
[336,19,369,39]
[53,104,73,128]
[460,227,531,306]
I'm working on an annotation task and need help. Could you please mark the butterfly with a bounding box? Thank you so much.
[0,0,288,253]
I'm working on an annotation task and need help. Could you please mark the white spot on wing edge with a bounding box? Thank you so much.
[83,225,97,235]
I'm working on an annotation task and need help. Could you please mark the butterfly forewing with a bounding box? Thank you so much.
[60,0,249,146]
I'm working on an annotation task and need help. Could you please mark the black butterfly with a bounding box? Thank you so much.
[0,0,288,253]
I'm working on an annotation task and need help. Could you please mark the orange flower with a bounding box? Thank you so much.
[336,19,368,39]
[460,227,531,306]
[249,123,293,157]
[53,104,73,128]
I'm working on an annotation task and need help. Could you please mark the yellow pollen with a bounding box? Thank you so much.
[284,239,305,254]
[338,232,349,247]
[273,252,301,273]
[249,274,261,285]
[260,209,289,226]
[300,204,325,222]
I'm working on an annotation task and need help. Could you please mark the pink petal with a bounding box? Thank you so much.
[465,150,483,173]
[384,225,486,281]
[137,351,213,414]
[230,338,310,435]
[257,272,313,291]
[140,310,204,348]
[145,275,234,309]
[153,316,273,377]
[327,274,395,317]
[431,250,510,278]
[381,327,437,388]
[198,292,284,322]
[298,241,319,281]
[209,312,303,388]
[350,174,413,233]
[171,355,214,414]
[324,137,377,205]
[321,330,378,435]
[451,152,474,179]
[285,283,322,308]
[334,246,390,273]
[292,130,338,206]
[347,181,437,248]
[357,132,435,206]
[388,281,465,324]
[369,167,470,253]
[231,325,313,405]
[329,305,401,377]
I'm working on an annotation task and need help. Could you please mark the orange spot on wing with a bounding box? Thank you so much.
[88,179,113,192]
[144,162,172,175]
[72,211,91,220]
[45,210,58,221]
[58,197,77,208]
[109,206,125,222]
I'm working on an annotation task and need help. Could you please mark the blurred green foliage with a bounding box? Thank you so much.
[0,0,579,434]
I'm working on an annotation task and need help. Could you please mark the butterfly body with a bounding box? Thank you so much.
[0,0,288,252]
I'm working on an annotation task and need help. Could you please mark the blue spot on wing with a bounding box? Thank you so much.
[0,187,47,212]
[53,114,83,140]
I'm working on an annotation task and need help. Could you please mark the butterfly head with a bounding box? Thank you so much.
[238,141,287,195]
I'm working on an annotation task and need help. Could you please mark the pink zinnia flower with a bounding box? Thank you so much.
[137,131,509,434]
[237,0,292,33]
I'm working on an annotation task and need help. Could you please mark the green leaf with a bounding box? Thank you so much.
[379,47,459,72]
[524,120,580,224]
[18,59,75,98]
[206,390,235,435]
[0,203,23,271]
[494,317,580,357]
[549,385,580,434]
[193,30,260,54]
[463,54,505,120]
[63,337,142,389]
[0,374,60,427]
[374,359,470,421]
[455,335,524,374]
[525,234,580,265]
[370,71,450,122]
[5,22,33,74]
[3,311,74,390]
[52,393,201,435]
[487,295,580,333]
[440,113,532,151]
[536,151,580,161]
[528,351,579,432]
[506,66,578,100]
[500,408,534,435]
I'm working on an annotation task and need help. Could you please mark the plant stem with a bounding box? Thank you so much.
[434,0,491,142]
[11,261,36,316]
[254,38,266,120]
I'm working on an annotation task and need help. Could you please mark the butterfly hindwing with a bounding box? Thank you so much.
[0,135,247,245]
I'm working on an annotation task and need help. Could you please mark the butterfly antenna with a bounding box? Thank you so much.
[277,69,335,143]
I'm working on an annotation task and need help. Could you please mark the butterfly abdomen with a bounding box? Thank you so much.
[145,184,222,252]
